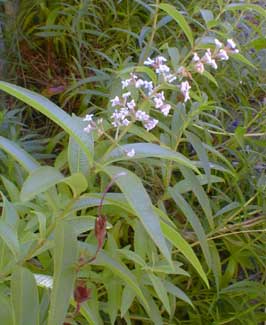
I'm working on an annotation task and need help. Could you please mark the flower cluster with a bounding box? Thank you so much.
[192,39,239,74]
[144,56,177,83]
[83,40,239,159]
[111,90,159,132]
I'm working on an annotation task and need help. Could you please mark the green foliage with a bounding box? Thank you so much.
[0,0,265,324]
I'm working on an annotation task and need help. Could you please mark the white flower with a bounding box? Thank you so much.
[227,39,236,49]
[84,124,93,133]
[121,79,131,89]
[217,49,229,61]
[135,110,150,121]
[156,56,167,64]
[135,79,144,88]
[83,114,94,122]
[195,61,205,74]
[210,59,217,69]
[143,81,154,95]
[192,53,200,62]
[144,118,158,131]
[122,92,131,99]
[155,64,170,75]
[111,107,130,127]
[160,104,171,116]
[122,118,130,126]
[165,74,177,83]
[126,148,135,157]
[202,49,212,63]
[153,91,165,109]
[110,96,121,107]
[214,39,223,49]
[226,39,239,53]
[180,81,191,103]
[127,99,136,110]
[202,49,217,69]
[144,57,155,66]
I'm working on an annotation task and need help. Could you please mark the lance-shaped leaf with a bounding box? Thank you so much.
[0,81,93,163]
[159,3,193,47]
[0,136,39,172]
[11,267,39,325]
[103,166,172,264]
[47,221,78,325]
[20,166,64,202]
[168,187,212,268]
[104,143,198,172]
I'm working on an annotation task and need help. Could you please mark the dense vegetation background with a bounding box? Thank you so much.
[0,0,266,324]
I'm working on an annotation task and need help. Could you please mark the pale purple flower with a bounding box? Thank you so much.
[202,49,217,69]
[217,49,229,61]
[111,107,130,127]
[135,79,144,88]
[122,119,130,126]
[127,99,136,110]
[83,114,94,122]
[214,39,223,49]
[121,79,131,89]
[84,124,93,133]
[153,91,165,109]
[192,53,201,62]
[160,104,171,116]
[143,81,154,95]
[135,110,150,121]
[110,96,121,107]
[165,74,177,83]
[226,39,239,54]
[144,118,158,131]
[122,92,131,99]
[227,39,237,49]
[180,81,191,102]
[195,61,205,74]
[144,57,155,66]
[156,56,167,64]
[155,64,170,75]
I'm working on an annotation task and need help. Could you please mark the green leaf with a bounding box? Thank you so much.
[118,248,146,267]
[230,52,256,69]
[61,173,88,197]
[0,81,94,163]
[0,293,13,325]
[142,287,163,325]
[148,273,171,314]
[81,242,149,310]
[225,3,266,18]
[202,70,218,87]
[163,280,193,306]
[20,166,64,202]
[179,166,213,229]
[11,267,39,325]
[0,220,20,257]
[68,136,90,176]
[185,131,211,184]
[106,279,122,324]
[121,286,135,317]
[1,175,20,202]
[158,3,193,47]
[200,9,214,24]
[160,220,209,286]
[47,221,78,325]
[0,136,39,172]
[103,166,172,264]
[104,143,198,172]
[168,187,212,269]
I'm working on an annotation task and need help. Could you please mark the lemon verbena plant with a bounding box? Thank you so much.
[0,2,266,325]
